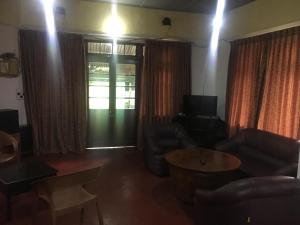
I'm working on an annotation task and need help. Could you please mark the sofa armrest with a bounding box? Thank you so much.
[195,176,300,205]
[274,163,298,177]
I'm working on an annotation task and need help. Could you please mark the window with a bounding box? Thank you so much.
[87,41,138,110]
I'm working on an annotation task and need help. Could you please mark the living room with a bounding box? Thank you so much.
[0,0,300,225]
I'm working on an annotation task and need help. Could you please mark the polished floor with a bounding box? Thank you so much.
[0,150,195,225]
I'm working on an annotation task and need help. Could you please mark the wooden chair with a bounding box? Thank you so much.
[0,130,19,164]
[32,166,104,225]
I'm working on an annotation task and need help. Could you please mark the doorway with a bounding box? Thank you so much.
[86,41,142,148]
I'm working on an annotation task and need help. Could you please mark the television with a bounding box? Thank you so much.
[183,95,218,116]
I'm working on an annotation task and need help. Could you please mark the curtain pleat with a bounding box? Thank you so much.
[20,30,87,154]
[226,27,300,139]
[257,28,300,139]
[226,37,267,136]
[137,40,191,148]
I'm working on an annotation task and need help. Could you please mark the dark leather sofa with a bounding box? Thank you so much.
[144,123,197,176]
[215,128,300,177]
[173,114,227,148]
[194,176,300,225]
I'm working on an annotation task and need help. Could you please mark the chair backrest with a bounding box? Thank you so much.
[0,130,18,152]
[37,166,101,193]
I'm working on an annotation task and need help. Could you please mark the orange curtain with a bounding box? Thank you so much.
[226,27,300,139]
[226,37,267,136]
[257,28,300,139]
[137,40,191,147]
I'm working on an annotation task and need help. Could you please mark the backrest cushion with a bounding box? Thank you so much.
[240,129,299,162]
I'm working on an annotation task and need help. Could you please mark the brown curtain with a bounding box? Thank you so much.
[20,30,87,154]
[257,28,300,139]
[226,27,300,139]
[137,40,191,148]
[226,37,268,136]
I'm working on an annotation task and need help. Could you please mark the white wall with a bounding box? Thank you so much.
[191,40,231,120]
[0,24,27,125]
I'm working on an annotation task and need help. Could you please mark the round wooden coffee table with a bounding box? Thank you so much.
[165,148,241,203]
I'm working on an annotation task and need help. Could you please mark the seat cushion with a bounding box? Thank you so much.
[52,186,96,213]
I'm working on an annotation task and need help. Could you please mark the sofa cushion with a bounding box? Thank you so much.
[235,145,289,176]
[236,154,278,177]
[238,145,287,168]
[243,129,299,163]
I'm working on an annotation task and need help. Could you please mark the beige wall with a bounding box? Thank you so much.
[1,0,300,40]
[191,41,231,119]
[0,0,19,26]
[18,0,210,41]
[0,25,27,125]
[222,0,300,39]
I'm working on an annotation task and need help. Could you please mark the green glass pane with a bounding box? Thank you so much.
[89,63,109,85]
[89,62,109,75]
[116,77,135,87]
[116,99,135,109]
[89,86,109,98]
[116,86,135,98]
[116,64,136,76]
[89,98,109,109]
[89,62,110,108]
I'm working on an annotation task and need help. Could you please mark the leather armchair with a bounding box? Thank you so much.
[194,176,300,225]
[144,123,197,176]
[215,128,299,177]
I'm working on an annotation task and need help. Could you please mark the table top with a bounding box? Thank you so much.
[165,148,241,173]
[0,159,57,186]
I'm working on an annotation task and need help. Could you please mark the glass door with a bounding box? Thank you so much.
[87,41,139,148]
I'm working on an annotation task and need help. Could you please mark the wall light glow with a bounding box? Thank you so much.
[103,1,126,54]
[210,0,226,53]
[40,0,62,87]
[103,15,125,37]
[201,0,226,95]
[41,0,56,37]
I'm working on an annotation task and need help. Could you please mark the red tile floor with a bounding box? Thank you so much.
[0,149,195,225]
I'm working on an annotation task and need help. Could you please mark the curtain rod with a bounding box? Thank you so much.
[228,20,300,41]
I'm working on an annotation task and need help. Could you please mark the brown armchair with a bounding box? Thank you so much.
[144,123,197,176]
[0,131,19,164]
[194,176,300,225]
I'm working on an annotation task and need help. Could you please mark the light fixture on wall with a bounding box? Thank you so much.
[210,0,226,53]
[162,17,172,26]
[200,0,226,96]
[103,1,126,54]
[40,0,56,37]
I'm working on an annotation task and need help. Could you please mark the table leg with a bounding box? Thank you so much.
[5,193,12,222]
